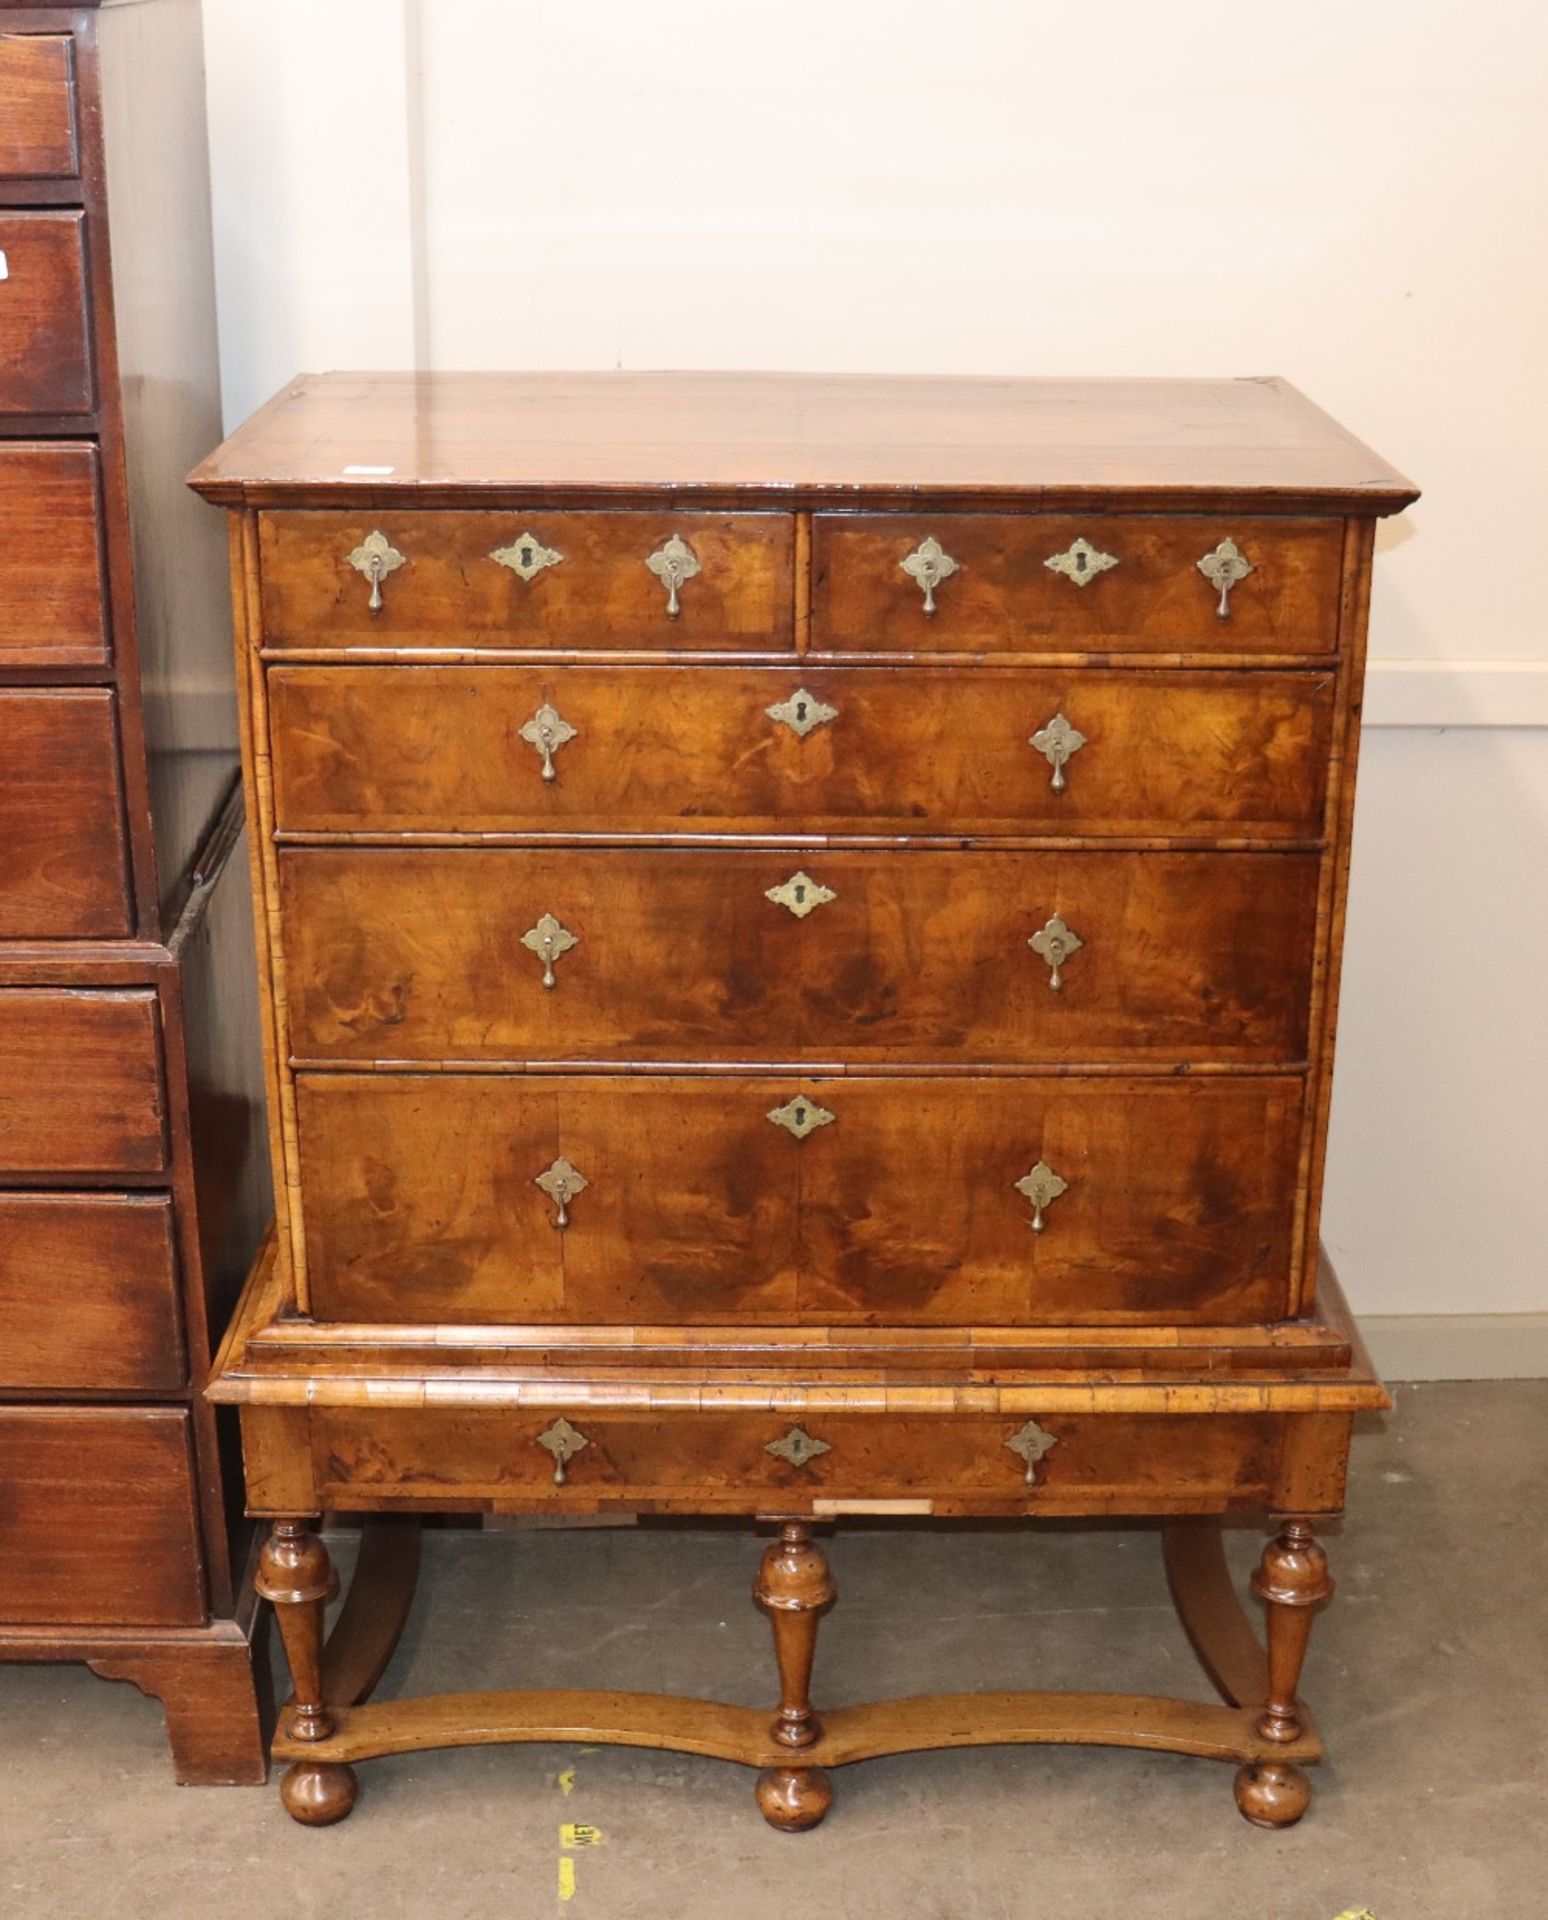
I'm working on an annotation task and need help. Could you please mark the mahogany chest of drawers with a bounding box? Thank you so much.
[0,0,269,1781]
[194,370,1415,1830]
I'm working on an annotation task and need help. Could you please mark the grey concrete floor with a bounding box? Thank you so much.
[2,1380,1544,1920]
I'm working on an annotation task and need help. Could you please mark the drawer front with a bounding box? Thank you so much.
[0,445,108,666]
[0,690,131,937]
[268,664,1334,841]
[296,1073,1302,1325]
[280,846,1319,1067]
[0,1409,204,1625]
[0,1194,182,1392]
[311,1406,1284,1519]
[0,212,91,415]
[0,34,77,178]
[0,990,167,1174]
[258,510,795,650]
[814,513,1345,655]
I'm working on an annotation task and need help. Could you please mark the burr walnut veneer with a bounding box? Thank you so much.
[0,0,269,1781]
[193,371,1414,1831]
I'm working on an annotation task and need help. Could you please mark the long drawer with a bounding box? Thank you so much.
[0,989,167,1175]
[0,1409,204,1625]
[0,211,92,415]
[812,513,1345,654]
[0,446,109,668]
[268,664,1335,841]
[280,846,1319,1066]
[295,1072,1303,1326]
[0,689,130,937]
[259,509,796,650]
[310,1405,1288,1519]
[0,1194,182,1392]
[0,34,78,178]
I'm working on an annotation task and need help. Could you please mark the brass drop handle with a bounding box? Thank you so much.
[519,701,577,783]
[1197,537,1254,619]
[536,1417,588,1486]
[346,529,405,612]
[645,533,701,616]
[1028,914,1083,992]
[1005,1418,1058,1487]
[1014,1159,1068,1233]
[900,535,959,615]
[521,912,578,989]
[535,1155,587,1228]
[1029,711,1086,793]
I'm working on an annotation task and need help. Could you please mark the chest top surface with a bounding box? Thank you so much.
[189,371,1417,512]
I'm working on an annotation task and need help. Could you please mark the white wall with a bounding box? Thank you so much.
[200,0,1548,1320]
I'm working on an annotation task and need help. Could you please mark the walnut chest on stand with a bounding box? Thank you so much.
[191,371,1414,1831]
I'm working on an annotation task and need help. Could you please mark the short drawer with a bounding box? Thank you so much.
[0,690,131,937]
[0,445,108,667]
[0,989,167,1175]
[0,212,91,415]
[258,510,795,651]
[280,846,1319,1068]
[0,1409,204,1625]
[268,664,1334,842]
[309,1405,1286,1520]
[295,1072,1303,1326]
[814,514,1345,655]
[0,34,78,178]
[0,1194,182,1392]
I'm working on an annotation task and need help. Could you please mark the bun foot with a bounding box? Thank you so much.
[280,1761,359,1826]
[756,1765,833,1832]
[1234,1761,1312,1829]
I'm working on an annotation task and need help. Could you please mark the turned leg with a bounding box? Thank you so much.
[256,1519,357,1826]
[752,1521,837,1832]
[1235,1519,1335,1829]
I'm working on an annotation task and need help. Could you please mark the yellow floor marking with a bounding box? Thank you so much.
[556,1768,576,1797]
[561,1823,606,1849]
[557,1857,576,1903]
[1333,1910,1378,1919]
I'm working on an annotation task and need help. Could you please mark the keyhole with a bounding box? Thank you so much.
[520,545,534,569]
[795,699,809,724]
[794,883,807,904]
[794,1105,808,1128]
[1075,550,1088,573]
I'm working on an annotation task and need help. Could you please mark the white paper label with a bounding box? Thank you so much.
[342,464,394,476]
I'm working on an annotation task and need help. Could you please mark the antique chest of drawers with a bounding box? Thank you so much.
[193,371,1415,1830]
[0,0,269,1782]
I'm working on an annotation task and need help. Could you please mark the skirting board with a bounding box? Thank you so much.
[1361,1314,1548,1383]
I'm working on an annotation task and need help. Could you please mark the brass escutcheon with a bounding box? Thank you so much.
[766,1426,831,1470]
[765,871,835,919]
[1044,536,1118,587]
[491,529,563,581]
[767,1094,836,1141]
